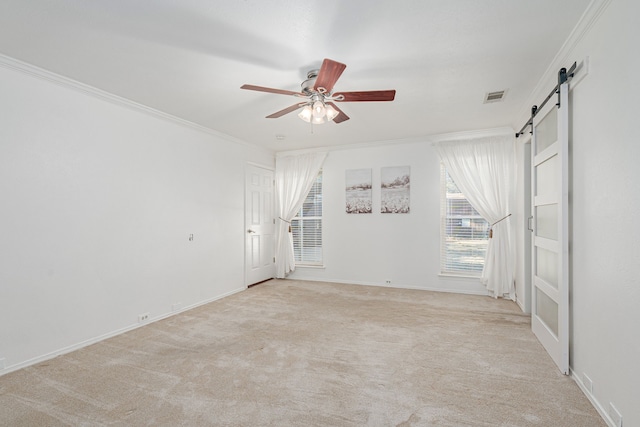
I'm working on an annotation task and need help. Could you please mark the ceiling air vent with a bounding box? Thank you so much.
[484,90,507,103]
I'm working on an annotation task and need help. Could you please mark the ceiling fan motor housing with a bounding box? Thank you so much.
[301,69,320,95]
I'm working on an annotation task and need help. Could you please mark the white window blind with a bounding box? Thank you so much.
[440,165,489,275]
[291,171,322,265]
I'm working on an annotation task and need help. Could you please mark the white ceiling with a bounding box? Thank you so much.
[0,0,592,152]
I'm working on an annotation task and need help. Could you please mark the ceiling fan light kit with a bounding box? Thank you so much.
[298,105,313,122]
[325,104,339,121]
[241,58,396,125]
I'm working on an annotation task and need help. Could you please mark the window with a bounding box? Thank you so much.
[291,171,322,265]
[440,165,489,275]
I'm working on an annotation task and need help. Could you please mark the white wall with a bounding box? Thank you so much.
[285,135,510,295]
[514,0,639,424]
[0,60,274,373]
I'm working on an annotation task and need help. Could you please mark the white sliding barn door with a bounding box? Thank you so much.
[245,164,275,286]
[531,83,569,374]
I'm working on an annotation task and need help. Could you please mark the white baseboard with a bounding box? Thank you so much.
[570,368,614,427]
[0,286,246,377]
[284,276,490,296]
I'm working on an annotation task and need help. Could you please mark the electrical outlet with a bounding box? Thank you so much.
[385,280,392,285]
[188,234,194,241]
[138,313,150,323]
[582,373,593,394]
[608,402,622,427]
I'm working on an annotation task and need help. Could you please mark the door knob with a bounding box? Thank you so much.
[247,229,256,233]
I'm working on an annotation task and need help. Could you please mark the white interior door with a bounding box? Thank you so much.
[531,83,569,374]
[245,164,275,286]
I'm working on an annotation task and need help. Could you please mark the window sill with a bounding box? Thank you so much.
[295,264,325,269]
[438,273,481,280]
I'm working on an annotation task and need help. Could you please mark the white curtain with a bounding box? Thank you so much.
[433,134,516,298]
[274,152,327,278]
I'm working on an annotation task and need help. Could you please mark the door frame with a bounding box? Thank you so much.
[517,137,533,313]
[244,162,276,287]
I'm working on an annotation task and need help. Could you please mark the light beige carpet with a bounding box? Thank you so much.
[1,279,604,426]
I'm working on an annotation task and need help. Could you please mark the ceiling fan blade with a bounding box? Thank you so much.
[314,59,347,94]
[333,90,396,102]
[326,102,350,124]
[266,103,306,118]
[241,84,303,97]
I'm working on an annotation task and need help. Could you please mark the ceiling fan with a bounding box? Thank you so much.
[241,58,396,124]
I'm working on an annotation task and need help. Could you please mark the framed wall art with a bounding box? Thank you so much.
[345,169,372,214]
[381,166,410,213]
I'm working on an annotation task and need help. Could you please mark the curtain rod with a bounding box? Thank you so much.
[515,62,577,138]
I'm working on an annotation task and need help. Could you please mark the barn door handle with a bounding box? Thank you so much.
[527,216,534,232]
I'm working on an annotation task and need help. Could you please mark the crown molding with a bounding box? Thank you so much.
[0,53,274,156]
[275,126,515,157]
[513,0,613,129]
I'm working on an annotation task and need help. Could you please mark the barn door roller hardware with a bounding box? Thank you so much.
[515,62,576,138]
